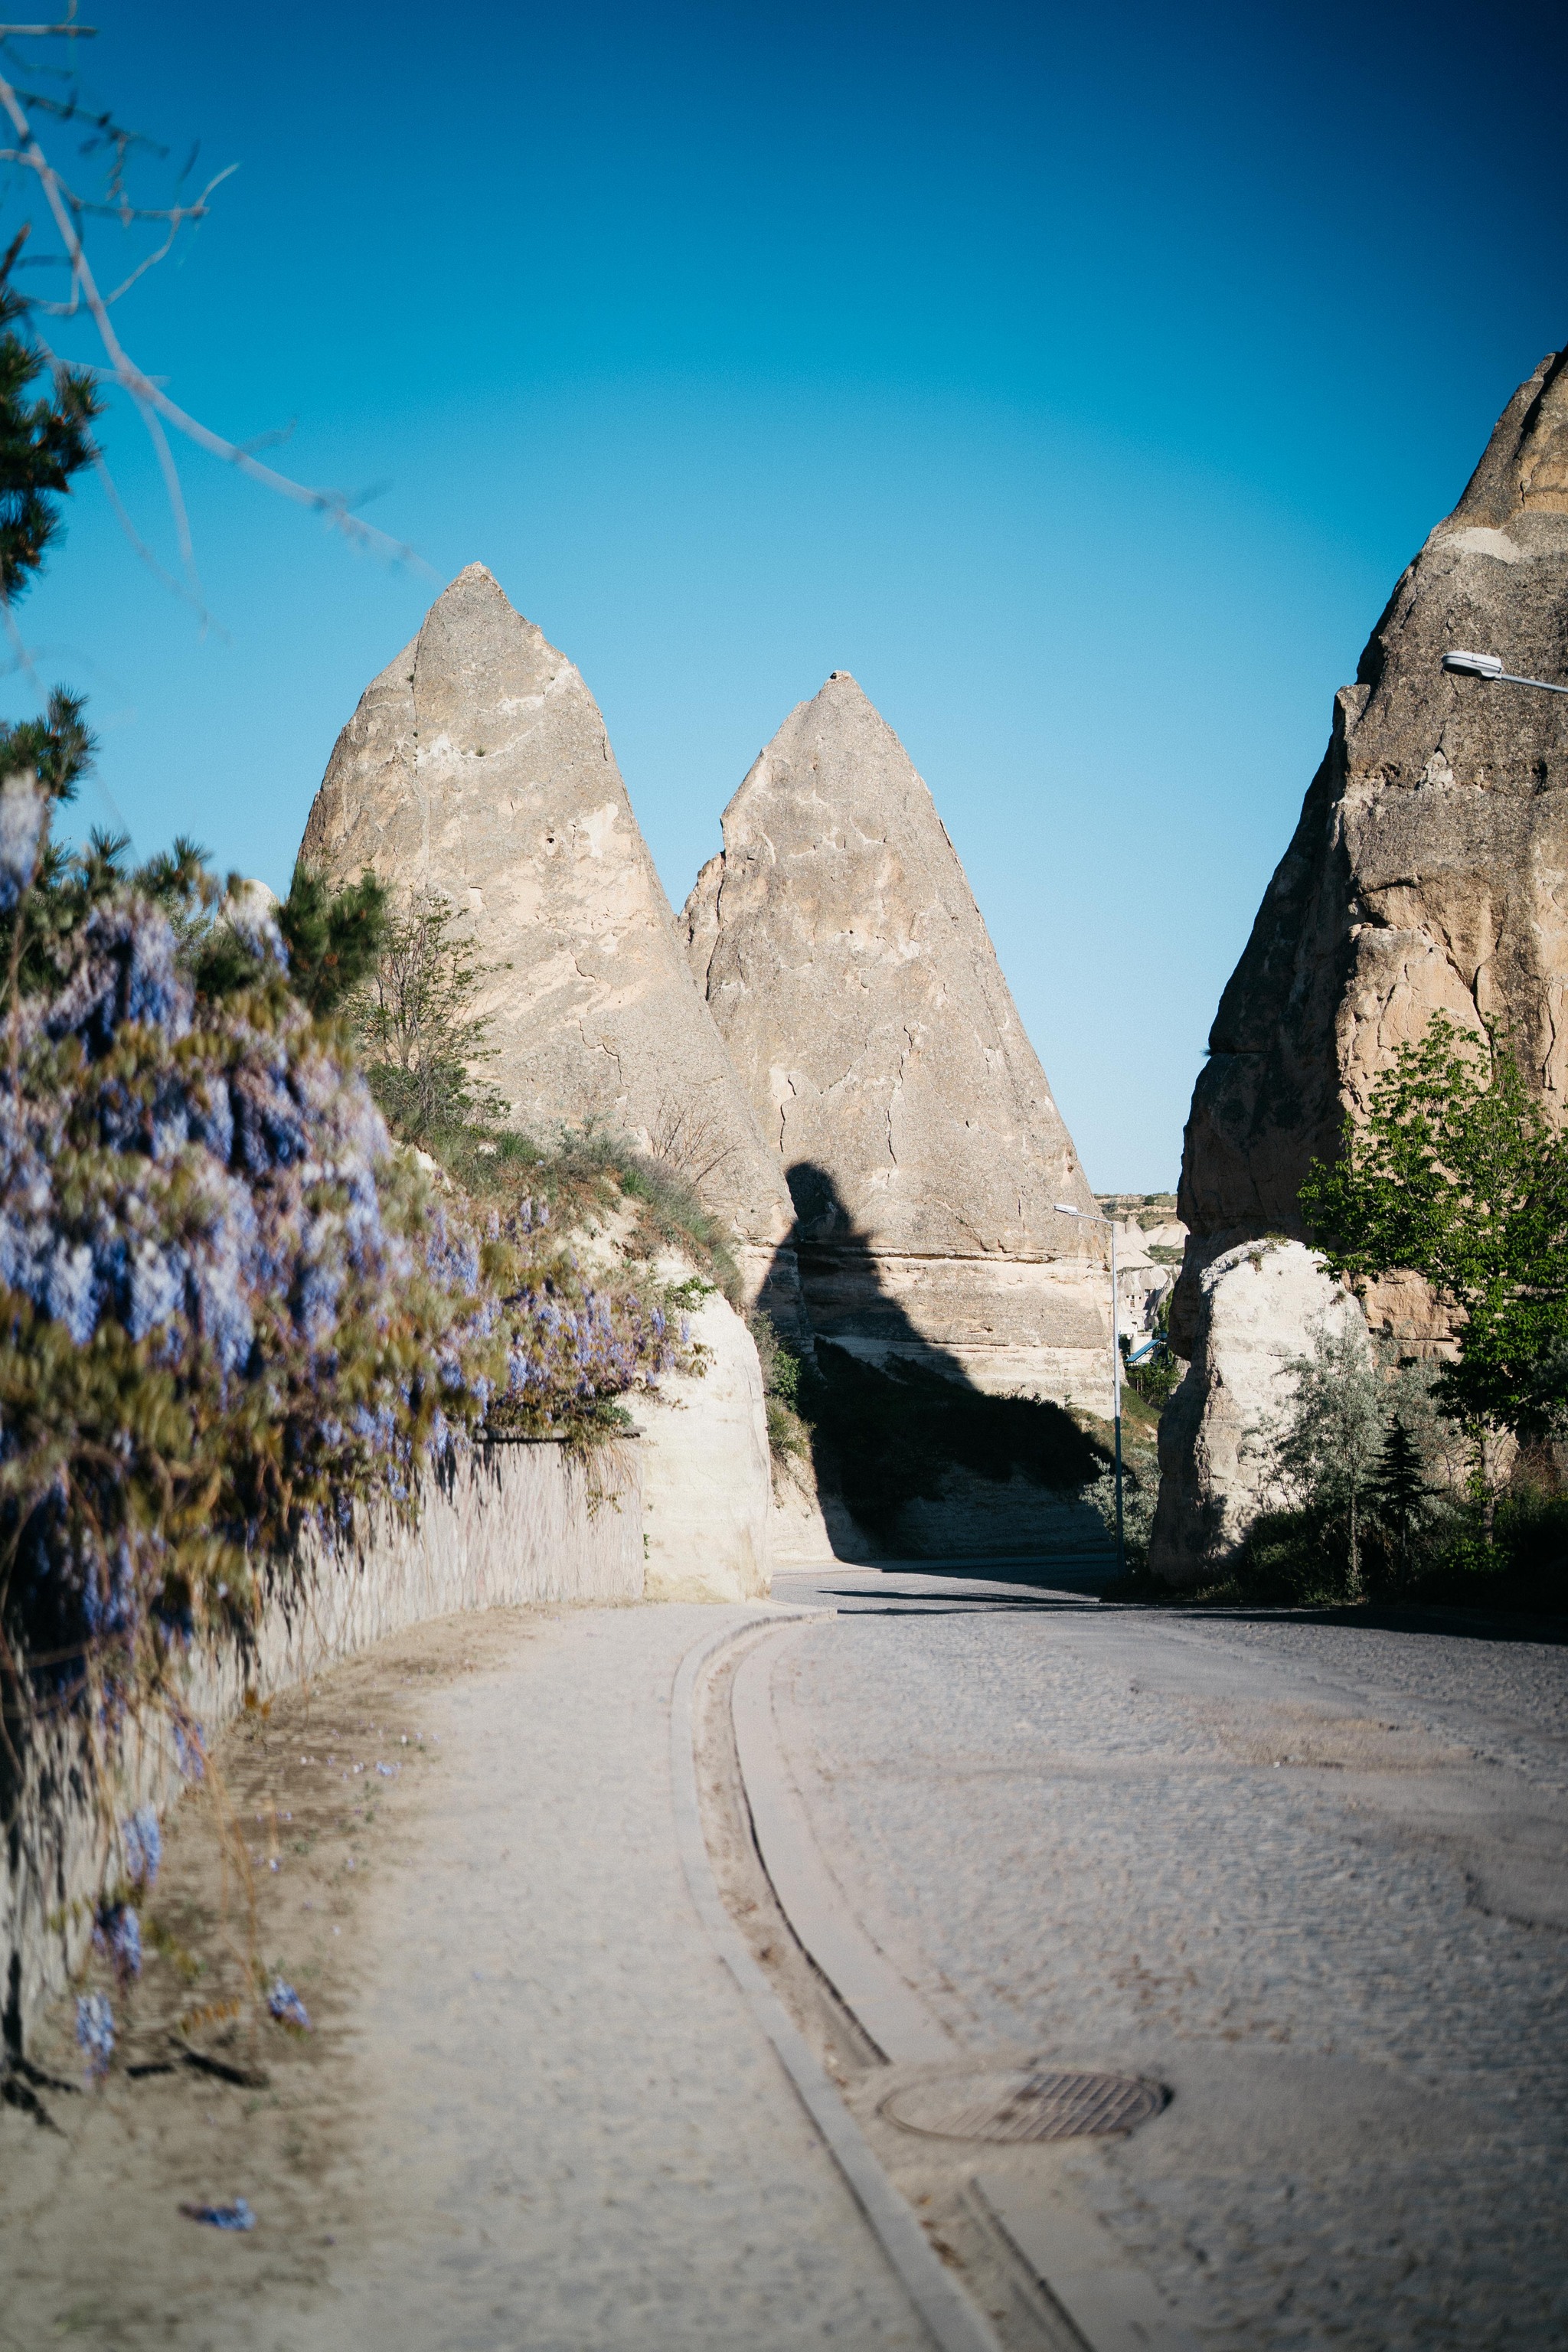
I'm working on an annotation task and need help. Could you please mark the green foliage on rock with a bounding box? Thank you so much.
[1123,1294,1179,1410]
[1300,1014,1568,1444]
[344,893,742,1292]
[748,1312,810,1466]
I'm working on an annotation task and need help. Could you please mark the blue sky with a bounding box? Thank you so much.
[7,0,1566,1187]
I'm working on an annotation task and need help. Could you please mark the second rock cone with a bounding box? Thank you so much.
[682,671,1110,1406]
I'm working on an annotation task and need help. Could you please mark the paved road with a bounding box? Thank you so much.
[285,1602,926,2350]
[8,1576,1563,2349]
[773,1571,1568,2351]
[0,1602,932,2352]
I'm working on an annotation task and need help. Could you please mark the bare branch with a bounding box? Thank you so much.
[647,1086,743,1197]
[0,42,436,609]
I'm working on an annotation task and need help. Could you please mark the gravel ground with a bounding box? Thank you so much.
[773,1573,1568,2352]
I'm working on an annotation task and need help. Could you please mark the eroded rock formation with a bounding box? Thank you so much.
[681,671,1111,1406]
[299,564,799,1319]
[1154,348,1568,1579]
[1154,1240,1367,1584]
[636,1281,773,1602]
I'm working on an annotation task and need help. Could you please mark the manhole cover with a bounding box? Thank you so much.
[881,2068,1168,2145]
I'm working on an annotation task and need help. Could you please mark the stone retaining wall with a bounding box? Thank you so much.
[2,1436,642,2061]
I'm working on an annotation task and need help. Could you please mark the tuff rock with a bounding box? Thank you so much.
[1150,1240,1367,1583]
[636,1280,773,1603]
[1155,348,1568,1580]
[681,671,1110,1406]
[299,565,800,1321]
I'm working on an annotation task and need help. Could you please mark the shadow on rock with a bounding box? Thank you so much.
[766,1163,1113,1562]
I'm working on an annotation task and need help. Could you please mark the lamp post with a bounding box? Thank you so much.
[1056,1201,1123,1576]
[1442,648,1568,695]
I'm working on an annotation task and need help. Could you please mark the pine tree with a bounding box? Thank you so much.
[0,237,100,611]
[1370,1414,1429,1588]
[0,238,100,818]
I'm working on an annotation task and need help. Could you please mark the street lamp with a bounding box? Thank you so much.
[1056,1202,1123,1576]
[1442,648,1568,695]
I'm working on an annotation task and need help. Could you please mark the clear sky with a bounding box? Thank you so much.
[8,0,1566,1189]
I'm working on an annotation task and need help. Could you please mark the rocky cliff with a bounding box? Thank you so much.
[299,565,800,1319]
[681,671,1110,1406]
[1153,348,1568,1580]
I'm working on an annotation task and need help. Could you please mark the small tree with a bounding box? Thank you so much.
[0,243,99,605]
[1300,1016,1568,1462]
[1122,1292,1180,1410]
[1263,1321,1386,1597]
[354,893,506,1138]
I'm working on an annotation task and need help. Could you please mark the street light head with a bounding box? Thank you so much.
[1442,648,1504,681]
[1054,1203,1081,1216]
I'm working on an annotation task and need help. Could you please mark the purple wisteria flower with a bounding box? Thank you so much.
[82,1540,136,1639]
[94,1902,142,1984]
[75,1991,115,2079]
[123,1805,162,1889]
[180,2197,256,2231]
[8,846,686,1786]
[266,1978,311,2031]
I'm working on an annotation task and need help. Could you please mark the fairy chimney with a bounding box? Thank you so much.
[299,565,800,1321]
[1152,346,1568,1583]
[681,671,1110,1405]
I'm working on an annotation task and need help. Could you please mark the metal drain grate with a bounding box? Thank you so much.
[881,2067,1168,2145]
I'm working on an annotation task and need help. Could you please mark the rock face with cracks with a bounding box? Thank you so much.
[299,565,800,1324]
[1155,348,1568,1580]
[681,671,1110,1406]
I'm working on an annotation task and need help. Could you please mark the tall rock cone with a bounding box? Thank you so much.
[681,671,1109,1403]
[299,564,799,1319]
[1153,347,1568,1583]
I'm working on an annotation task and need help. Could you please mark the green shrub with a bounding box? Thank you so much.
[748,1314,811,1466]
[346,893,741,1295]
[1123,1295,1180,1410]
[430,1116,742,1302]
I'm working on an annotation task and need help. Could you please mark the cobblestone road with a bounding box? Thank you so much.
[773,1573,1568,2351]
